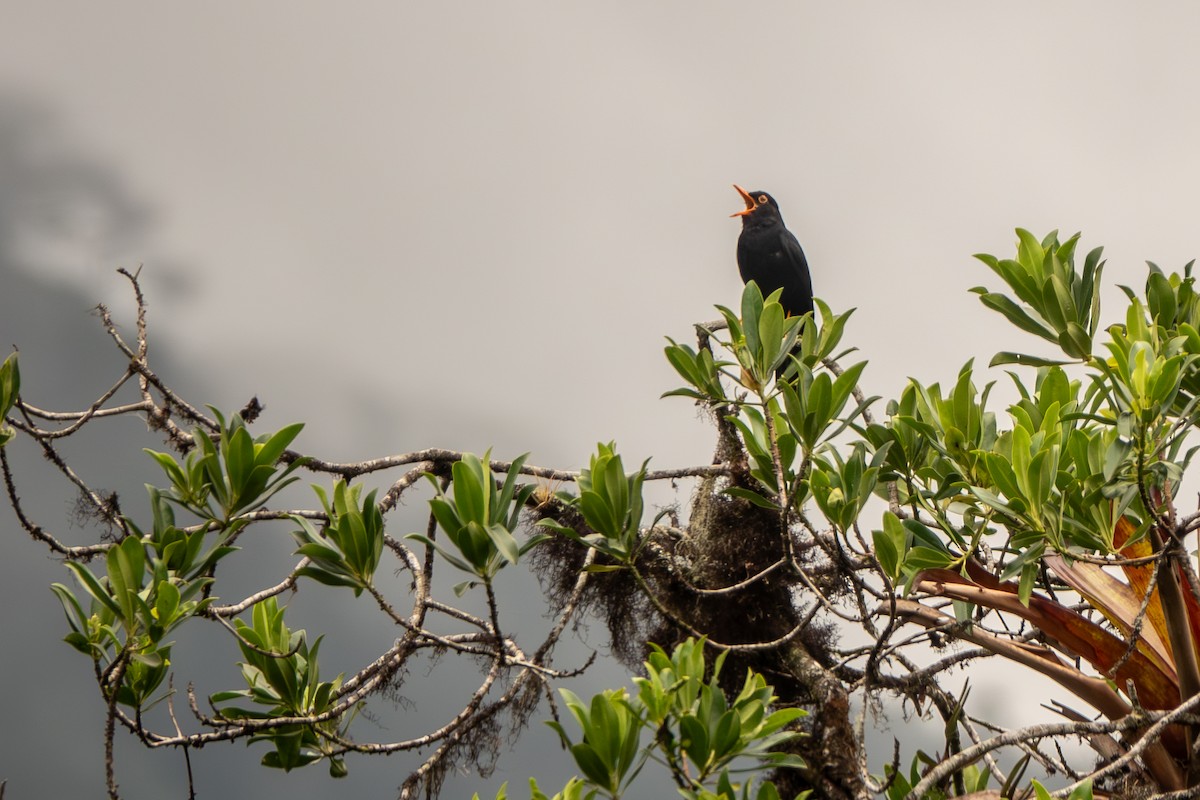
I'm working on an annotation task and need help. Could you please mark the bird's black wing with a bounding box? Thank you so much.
[778,228,814,317]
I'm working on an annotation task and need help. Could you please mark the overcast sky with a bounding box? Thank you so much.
[3,3,1200,797]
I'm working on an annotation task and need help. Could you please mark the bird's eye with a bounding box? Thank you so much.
[758,195,768,204]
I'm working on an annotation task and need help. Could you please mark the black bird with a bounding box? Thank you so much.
[731,185,813,320]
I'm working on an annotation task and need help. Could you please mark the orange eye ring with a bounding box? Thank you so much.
[758,194,769,204]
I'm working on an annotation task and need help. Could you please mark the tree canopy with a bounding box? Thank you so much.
[6,231,1200,799]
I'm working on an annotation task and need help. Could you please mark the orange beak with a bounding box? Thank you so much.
[731,184,756,217]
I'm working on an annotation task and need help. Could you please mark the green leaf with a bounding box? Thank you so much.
[1102,437,1131,482]
[405,533,475,574]
[570,743,611,789]
[255,422,305,467]
[0,352,19,444]
[1017,560,1038,607]
[579,491,619,538]
[107,535,146,625]
[904,546,954,572]
[64,562,122,618]
[901,518,947,551]
[225,426,253,500]
[154,580,181,626]
[294,567,364,590]
[428,497,464,542]
[452,454,487,527]
[661,387,706,401]
[742,281,765,358]
[758,707,806,736]
[972,291,1056,341]
[989,351,1073,368]
[295,540,345,562]
[50,583,89,633]
[1059,320,1092,360]
[712,709,742,758]
[723,486,781,510]
[872,512,907,581]
[1030,779,1054,800]
[583,563,625,574]
[452,579,479,596]
[680,714,710,768]
[1147,270,1177,325]
[758,297,786,373]
[486,522,520,565]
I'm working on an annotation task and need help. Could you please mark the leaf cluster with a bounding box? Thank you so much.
[528,638,808,800]
[972,228,1103,364]
[539,443,650,566]
[145,409,305,523]
[293,480,384,596]
[51,487,231,708]
[408,451,543,590]
[210,597,350,776]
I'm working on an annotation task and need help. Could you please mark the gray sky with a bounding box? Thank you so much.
[2,3,1199,797]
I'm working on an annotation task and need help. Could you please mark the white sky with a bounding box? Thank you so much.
[10,4,1200,466]
[3,3,1200,797]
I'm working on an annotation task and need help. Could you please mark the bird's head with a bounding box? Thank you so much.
[731,185,783,227]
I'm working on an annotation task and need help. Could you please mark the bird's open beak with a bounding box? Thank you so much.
[731,184,756,217]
